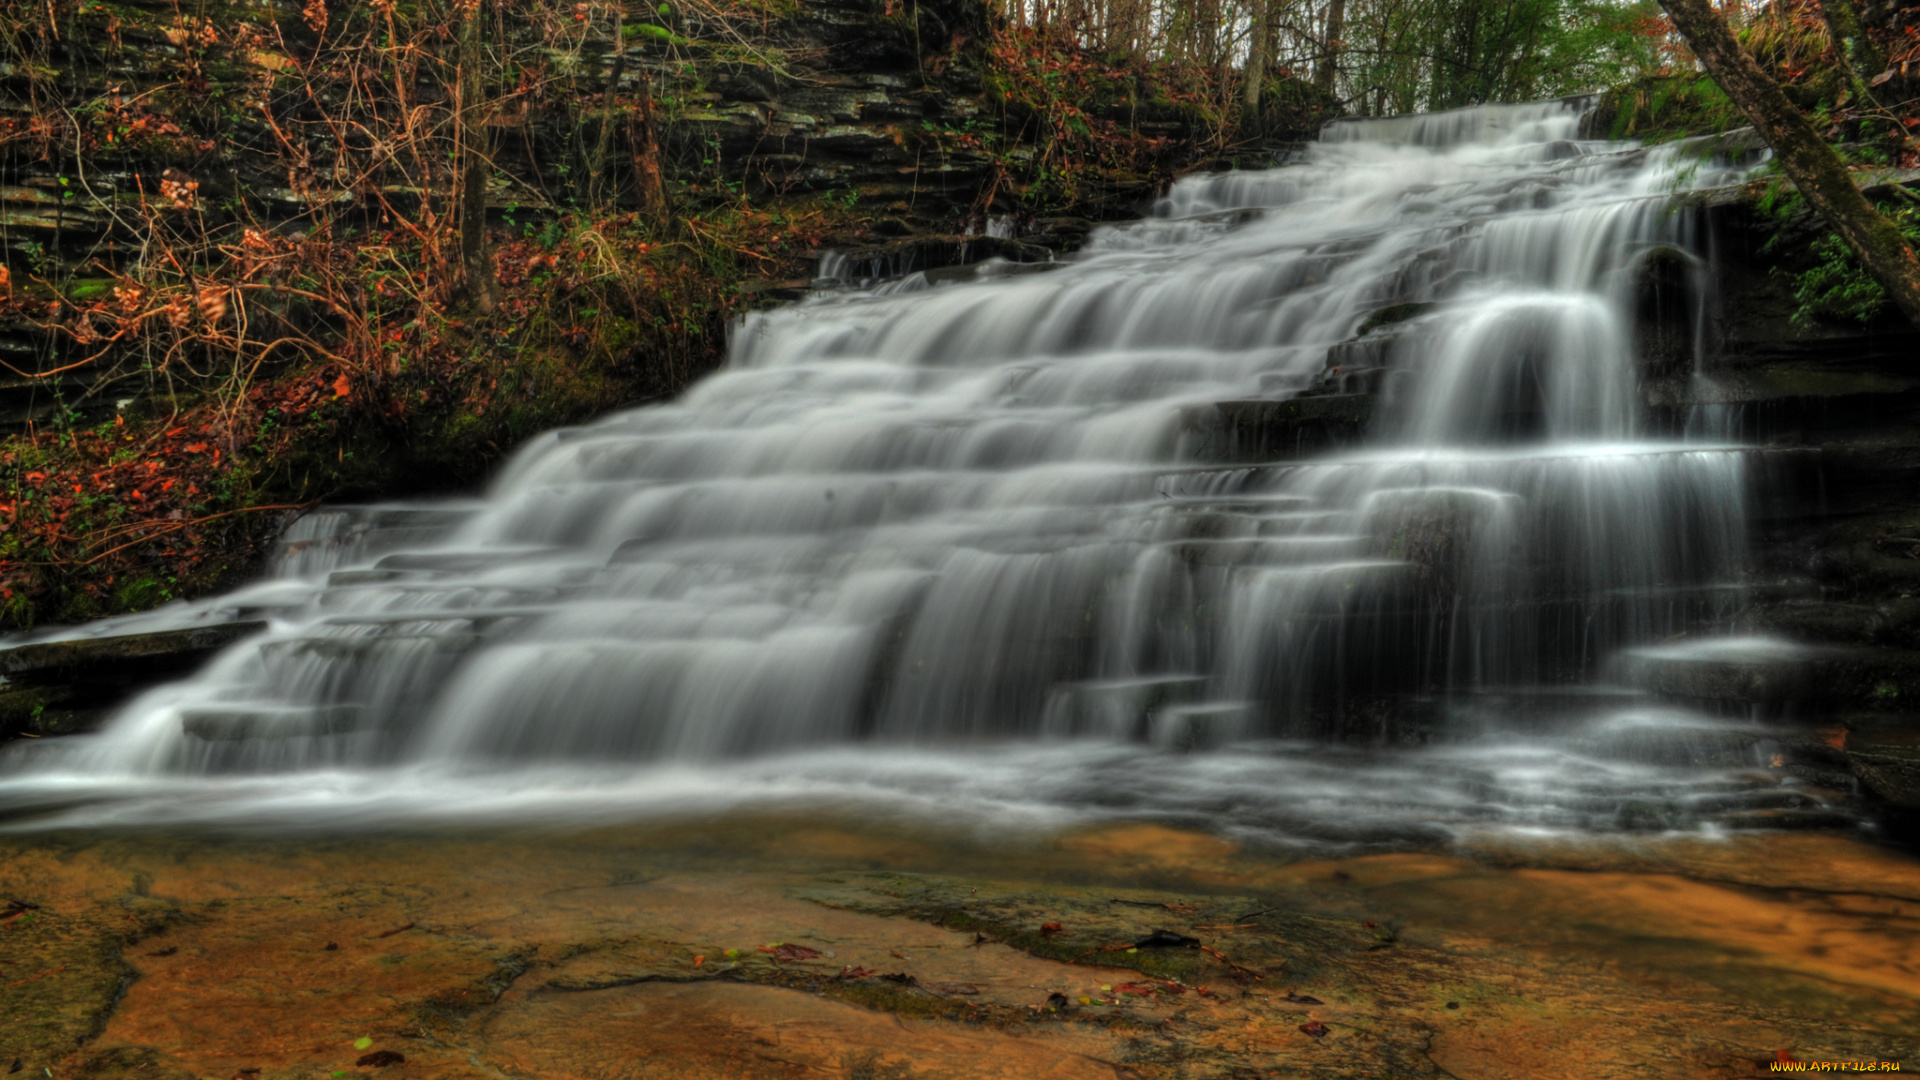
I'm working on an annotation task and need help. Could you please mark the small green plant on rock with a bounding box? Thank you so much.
[1791,202,1920,326]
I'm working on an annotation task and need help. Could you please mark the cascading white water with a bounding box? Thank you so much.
[0,100,1807,838]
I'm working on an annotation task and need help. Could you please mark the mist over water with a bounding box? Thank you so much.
[1,101,1814,842]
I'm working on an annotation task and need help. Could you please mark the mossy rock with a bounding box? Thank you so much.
[0,893,178,1070]
[795,871,1383,988]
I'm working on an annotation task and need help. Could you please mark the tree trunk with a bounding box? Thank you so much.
[630,68,672,230]
[1316,0,1345,95]
[1659,0,1920,325]
[457,4,498,313]
[1244,0,1267,120]
[588,4,627,212]
[1819,0,1889,107]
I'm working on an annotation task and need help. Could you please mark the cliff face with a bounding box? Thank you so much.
[0,0,1316,423]
[0,0,1326,628]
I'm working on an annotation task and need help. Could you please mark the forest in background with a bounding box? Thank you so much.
[0,0,1915,629]
[996,0,1671,115]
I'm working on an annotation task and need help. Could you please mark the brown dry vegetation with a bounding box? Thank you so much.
[0,0,1322,629]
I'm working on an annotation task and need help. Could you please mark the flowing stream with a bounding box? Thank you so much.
[1,100,1818,841]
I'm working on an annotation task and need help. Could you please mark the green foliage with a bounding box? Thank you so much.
[1791,204,1920,326]
[1737,3,1837,87]
[1756,170,1805,221]
[1343,0,1669,114]
[1602,74,1744,141]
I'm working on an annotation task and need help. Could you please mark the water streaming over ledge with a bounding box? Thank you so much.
[1,101,1819,841]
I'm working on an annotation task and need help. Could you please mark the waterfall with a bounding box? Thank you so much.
[0,101,1796,837]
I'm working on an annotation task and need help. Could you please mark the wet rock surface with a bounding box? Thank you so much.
[1,820,1914,1079]
[0,622,266,740]
[1148,158,1920,821]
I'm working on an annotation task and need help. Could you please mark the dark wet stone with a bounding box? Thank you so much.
[0,622,266,742]
[1355,301,1436,337]
[1838,715,1920,810]
[1184,396,1375,461]
[1609,640,1920,711]
[0,622,266,687]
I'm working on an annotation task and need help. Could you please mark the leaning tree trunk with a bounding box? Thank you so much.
[1658,0,1920,325]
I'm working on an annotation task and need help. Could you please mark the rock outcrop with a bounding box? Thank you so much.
[0,620,265,738]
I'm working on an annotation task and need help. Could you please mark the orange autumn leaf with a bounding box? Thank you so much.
[333,374,351,398]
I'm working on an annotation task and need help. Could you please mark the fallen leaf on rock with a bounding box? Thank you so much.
[759,943,822,962]
[355,1051,405,1067]
[1039,921,1063,936]
[837,965,880,979]
[1300,1022,1330,1038]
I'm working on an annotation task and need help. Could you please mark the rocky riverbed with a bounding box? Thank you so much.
[3,817,1915,1078]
